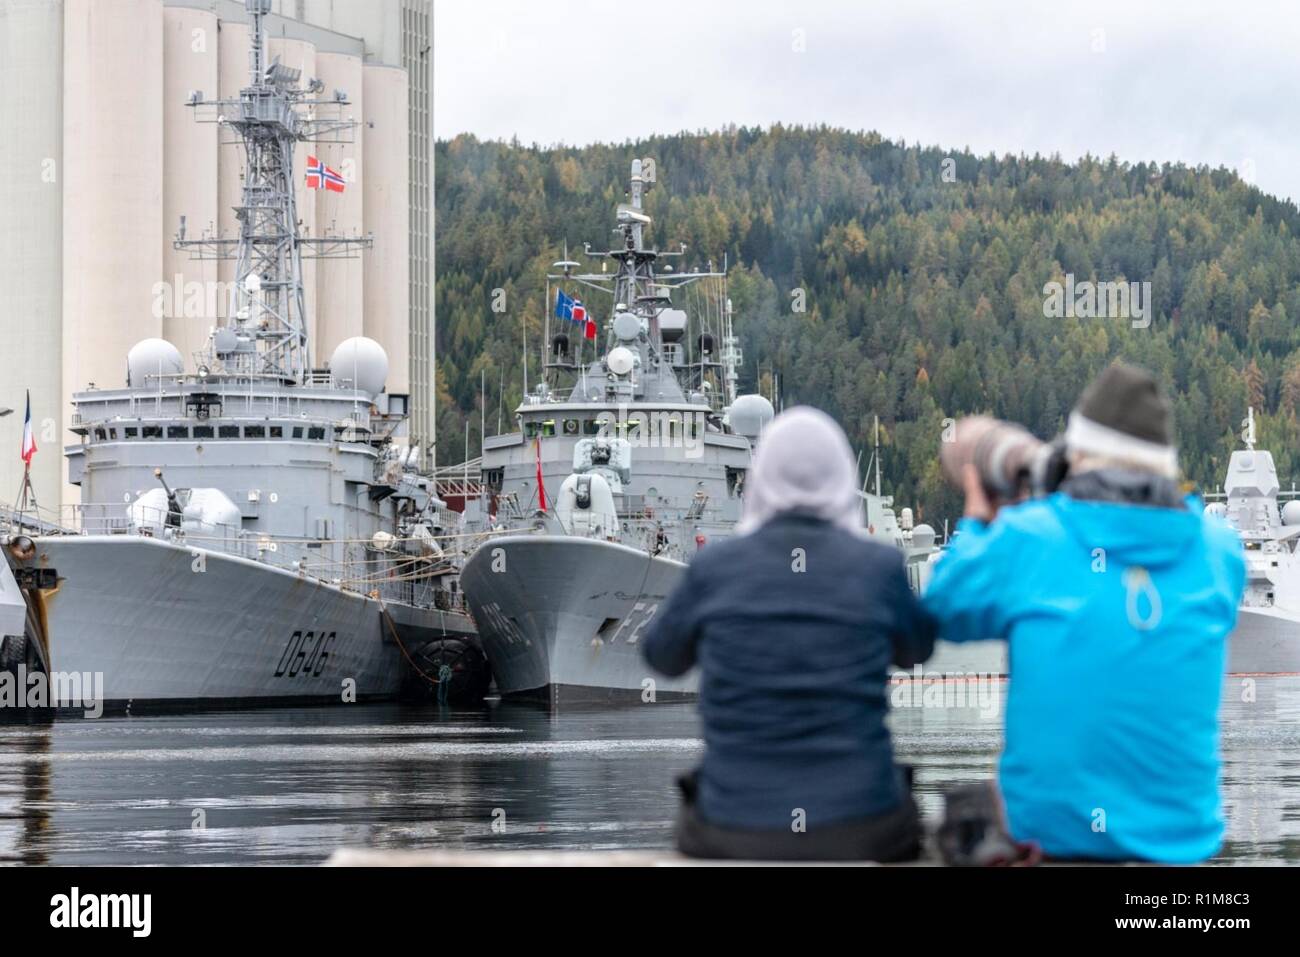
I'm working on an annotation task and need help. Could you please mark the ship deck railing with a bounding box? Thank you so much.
[0,502,474,616]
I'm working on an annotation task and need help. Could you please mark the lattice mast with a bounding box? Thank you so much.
[173,0,370,382]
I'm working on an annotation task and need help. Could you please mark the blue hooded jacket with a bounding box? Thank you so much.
[923,492,1245,862]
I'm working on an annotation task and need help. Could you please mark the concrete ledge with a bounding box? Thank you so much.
[324,848,908,867]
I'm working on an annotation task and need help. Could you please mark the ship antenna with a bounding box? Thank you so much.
[1245,406,1256,451]
[874,415,882,498]
[174,0,371,384]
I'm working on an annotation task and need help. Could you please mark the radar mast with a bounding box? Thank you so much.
[173,0,370,382]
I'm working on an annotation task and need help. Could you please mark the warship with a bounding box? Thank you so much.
[1204,408,1300,674]
[0,0,479,709]
[458,157,777,704]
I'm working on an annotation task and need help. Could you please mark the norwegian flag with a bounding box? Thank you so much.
[306,155,346,193]
[20,390,36,465]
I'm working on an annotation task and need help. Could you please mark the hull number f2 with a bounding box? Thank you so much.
[275,630,338,678]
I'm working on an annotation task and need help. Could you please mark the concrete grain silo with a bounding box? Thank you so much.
[216,16,249,300]
[0,0,64,512]
[362,63,410,397]
[162,4,219,370]
[313,50,365,361]
[62,0,164,504]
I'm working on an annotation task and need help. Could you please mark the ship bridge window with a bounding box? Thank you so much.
[193,425,214,439]
[142,426,162,439]
[245,425,265,438]
[583,419,603,436]
[270,426,283,438]
[94,428,107,440]
[125,427,138,438]
[541,420,556,437]
[308,426,326,440]
[167,426,189,439]
[218,425,239,438]
[292,426,304,439]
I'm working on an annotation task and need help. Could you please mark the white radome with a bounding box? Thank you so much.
[728,394,775,438]
[329,336,389,397]
[126,338,185,388]
[1281,501,1300,526]
[606,346,635,376]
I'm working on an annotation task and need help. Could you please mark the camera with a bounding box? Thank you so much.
[939,416,1069,504]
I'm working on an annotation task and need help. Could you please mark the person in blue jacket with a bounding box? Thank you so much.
[925,362,1246,863]
[642,406,936,861]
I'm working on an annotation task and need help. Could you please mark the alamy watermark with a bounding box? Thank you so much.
[0,665,105,718]
[586,404,707,459]
[890,667,1000,719]
[1043,273,1152,329]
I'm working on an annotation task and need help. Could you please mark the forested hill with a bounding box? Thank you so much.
[434,125,1300,524]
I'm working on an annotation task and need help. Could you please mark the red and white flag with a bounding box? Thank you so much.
[306,155,347,193]
[20,389,36,465]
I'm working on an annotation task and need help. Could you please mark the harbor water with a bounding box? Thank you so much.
[1,677,1297,865]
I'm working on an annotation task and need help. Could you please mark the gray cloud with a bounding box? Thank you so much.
[434,0,1300,203]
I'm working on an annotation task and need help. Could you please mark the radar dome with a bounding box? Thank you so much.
[1204,502,1227,520]
[126,338,184,388]
[606,346,635,376]
[729,394,775,439]
[329,337,389,397]
[1283,501,1300,526]
[613,311,640,342]
[912,523,937,549]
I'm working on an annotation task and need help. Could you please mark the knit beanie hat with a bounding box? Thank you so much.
[1063,362,1177,473]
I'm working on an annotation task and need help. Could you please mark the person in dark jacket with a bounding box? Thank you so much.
[642,406,936,861]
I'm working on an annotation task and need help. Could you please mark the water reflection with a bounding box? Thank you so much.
[0,680,1295,865]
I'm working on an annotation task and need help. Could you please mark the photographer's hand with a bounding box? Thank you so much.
[962,464,996,522]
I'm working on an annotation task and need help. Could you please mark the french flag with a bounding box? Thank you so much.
[306,155,347,193]
[20,390,36,465]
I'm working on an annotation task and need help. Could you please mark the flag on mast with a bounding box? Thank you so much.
[306,155,347,193]
[20,390,36,466]
[534,436,547,512]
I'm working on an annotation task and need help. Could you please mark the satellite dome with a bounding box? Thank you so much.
[127,338,184,388]
[729,394,775,439]
[613,311,640,342]
[912,523,936,549]
[1282,501,1300,526]
[606,346,635,376]
[329,336,389,397]
[1204,502,1228,519]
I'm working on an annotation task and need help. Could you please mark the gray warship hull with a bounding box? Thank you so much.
[2,534,475,707]
[460,535,694,704]
[908,610,1300,678]
[1227,607,1300,674]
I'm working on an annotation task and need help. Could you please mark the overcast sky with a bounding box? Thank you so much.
[433,0,1300,204]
